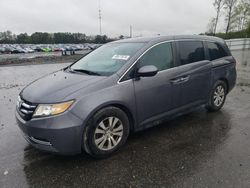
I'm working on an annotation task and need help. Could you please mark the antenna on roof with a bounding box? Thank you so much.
[98,0,102,35]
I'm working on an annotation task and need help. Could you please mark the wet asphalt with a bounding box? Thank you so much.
[0,63,250,188]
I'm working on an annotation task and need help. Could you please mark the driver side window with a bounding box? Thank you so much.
[138,42,173,71]
[120,42,174,82]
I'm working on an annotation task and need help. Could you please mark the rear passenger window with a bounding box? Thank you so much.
[207,42,228,61]
[138,42,173,71]
[179,41,205,65]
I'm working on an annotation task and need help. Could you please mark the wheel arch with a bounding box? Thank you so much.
[84,102,136,133]
[218,77,229,94]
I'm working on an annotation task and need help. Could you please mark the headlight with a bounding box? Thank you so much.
[33,100,74,117]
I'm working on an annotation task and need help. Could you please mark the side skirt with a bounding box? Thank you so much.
[134,101,206,132]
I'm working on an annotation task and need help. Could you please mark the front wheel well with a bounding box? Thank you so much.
[109,104,135,133]
[88,104,135,133]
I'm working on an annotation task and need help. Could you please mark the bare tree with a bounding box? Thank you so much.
[207,18,217,34]
[213,0,225,34]
[224,0,238,33]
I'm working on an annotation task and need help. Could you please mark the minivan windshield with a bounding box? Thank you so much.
[70,42,144,76]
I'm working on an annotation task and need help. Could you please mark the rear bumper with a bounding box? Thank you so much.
[15,110,84,155]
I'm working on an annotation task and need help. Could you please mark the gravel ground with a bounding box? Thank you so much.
[0,63,250,188]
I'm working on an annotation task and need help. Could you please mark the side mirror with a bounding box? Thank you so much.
[137,65,158,77]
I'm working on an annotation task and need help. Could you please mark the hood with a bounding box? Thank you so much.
[21,70,105,103]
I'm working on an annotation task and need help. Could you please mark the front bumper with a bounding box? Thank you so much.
[15,110,84,155]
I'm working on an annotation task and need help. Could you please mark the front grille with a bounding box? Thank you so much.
[17,96,37,121]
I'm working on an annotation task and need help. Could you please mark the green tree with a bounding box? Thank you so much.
[72,33,86,43]
[94,35,102,43]
[101,35,108,43]
[246,23,250,36]
[53,33,63,43]
[16,33,30,43]
[30,32,53,44]
[0,31,115,44]
[0,30,15,43]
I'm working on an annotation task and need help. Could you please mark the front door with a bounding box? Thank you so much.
[133,42,181,126]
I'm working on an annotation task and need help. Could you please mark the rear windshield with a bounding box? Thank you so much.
[70,42,144,76]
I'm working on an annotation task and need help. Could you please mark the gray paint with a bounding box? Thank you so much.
[16,35,237,154]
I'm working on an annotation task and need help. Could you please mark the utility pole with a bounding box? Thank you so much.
[98,0,102,35]
[130,25,132,38]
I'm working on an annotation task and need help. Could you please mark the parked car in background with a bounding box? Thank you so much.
[0,47,5,54]
[23,47,35,53]
[5,46,15,53]
[12,47,25,53]
[0,43,100,54]
[41,46,52,52]
[16,35,237,158]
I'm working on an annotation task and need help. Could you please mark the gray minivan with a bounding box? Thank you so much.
[16,35,237,158]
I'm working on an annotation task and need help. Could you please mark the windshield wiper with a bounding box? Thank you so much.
[68,67,101,76]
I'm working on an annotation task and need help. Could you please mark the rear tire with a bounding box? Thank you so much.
[82,107,130,158]
[206,80,227,112]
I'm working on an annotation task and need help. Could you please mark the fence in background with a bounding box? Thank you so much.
[226,38,250,51]
[225,38,250,84]
[225,38,250,67]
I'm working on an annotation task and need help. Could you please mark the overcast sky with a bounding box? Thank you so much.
[0,0,221,37]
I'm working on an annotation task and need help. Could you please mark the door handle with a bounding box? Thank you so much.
[179,75,190,83]
[170,78,181,84]
[170,75,190,85]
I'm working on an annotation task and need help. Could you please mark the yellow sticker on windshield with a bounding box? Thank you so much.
[112,55,130,60]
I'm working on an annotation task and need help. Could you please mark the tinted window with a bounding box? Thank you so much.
[207,42,228,61]
[139,42,173,71]
[179,41,205,65]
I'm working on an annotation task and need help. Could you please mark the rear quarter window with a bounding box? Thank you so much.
[178,41,205,65]
[207,42,229,61]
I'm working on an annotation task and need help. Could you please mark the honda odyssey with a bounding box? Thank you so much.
[16,35,237,158]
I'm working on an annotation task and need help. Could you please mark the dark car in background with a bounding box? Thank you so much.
[15,35,236,158]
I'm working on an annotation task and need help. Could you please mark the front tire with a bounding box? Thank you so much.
[206,80,227,112]
[83,107,130,158]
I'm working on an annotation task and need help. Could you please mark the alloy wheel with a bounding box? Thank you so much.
[94,117,123,151]
[213,85,225,107]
